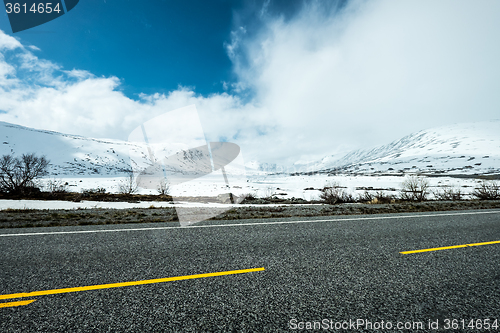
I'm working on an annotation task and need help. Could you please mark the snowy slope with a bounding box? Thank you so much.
[1,120,499,178]
[0,122,138,176]
[306,121,500,176]
[0,122,243,178]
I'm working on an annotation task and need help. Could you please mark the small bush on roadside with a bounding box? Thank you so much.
[433,185,465,201]
[471,180,500,200]
[400,175,430,201]
[358,190,394,204]
[81,187,107,196]
[373,191,395,204]
[320,182,355,204]
[241,193,257,201]
[117,172,138,195]
[45,179,69,193]
[358,191,374,203]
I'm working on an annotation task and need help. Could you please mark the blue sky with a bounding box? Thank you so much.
[0,0,313,97]
[1,0,500,164]
[2,0,238,96]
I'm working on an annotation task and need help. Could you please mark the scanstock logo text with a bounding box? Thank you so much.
[3,0,79,33]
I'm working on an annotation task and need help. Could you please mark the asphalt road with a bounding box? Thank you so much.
[1,209,500,332]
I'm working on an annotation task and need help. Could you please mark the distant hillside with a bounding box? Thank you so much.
[0,122,226,178]
[0,122,136,176]
[2,120,499,178]
[303,121,500,176]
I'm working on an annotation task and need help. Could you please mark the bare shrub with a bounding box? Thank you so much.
[358,190,394,204]
[320,182,354,204]
[157,179,170,195]
[118,172,138,194]
[342,192,355,203]
[82,187,106,195]
[433,185,465,201]
[0,153,49,194]
[471,180,500,200]
[45,179,69,193]
[358,191,374,203]
[373,191,395,204]
[241,192,257,201]
[400,175,430,201]
[263,186,274,198]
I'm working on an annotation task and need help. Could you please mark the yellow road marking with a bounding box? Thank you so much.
[401,240,500,254]
[0,300,36,308]
[0,267,265,301]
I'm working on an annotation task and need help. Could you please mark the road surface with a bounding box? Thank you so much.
[1,210,500,332]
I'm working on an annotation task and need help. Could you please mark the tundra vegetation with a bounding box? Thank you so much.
[1,156,500,229]
[471,180,500,200]
[315,176,500,205]
[319,182,355,204]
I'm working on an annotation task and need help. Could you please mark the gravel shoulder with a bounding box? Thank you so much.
[1,200,500,229]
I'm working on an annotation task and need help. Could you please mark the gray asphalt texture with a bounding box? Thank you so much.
[1,210,500,332]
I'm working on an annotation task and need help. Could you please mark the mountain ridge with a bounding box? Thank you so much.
[303,120,500,176]
[0,121,136,176]
[1,120,499,177]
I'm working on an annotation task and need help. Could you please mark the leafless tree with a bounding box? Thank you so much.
[0,153,49,194]
[157,178,170,195]
[400,175,430,201]
[117,171,138,194]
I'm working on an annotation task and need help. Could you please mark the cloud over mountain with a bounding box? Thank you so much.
[1,0,500,165]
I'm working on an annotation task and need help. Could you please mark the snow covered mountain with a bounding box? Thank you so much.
[304,121,500,176]
[0,121,137,176]
[1,120,499,178]
[0,122,238,178]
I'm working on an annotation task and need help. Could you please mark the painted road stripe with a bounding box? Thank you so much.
[0,267,265,301]
[1,210,500,238]
[0,300,36,308]
[401,240,500,254]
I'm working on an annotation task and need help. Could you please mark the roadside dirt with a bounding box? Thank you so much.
[1,200,500,229]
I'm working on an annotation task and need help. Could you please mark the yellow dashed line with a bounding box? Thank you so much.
[0,300,37,308]
[0,267,265,303]
[401,240,500,254]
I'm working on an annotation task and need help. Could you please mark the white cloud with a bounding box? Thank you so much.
[0,36,267,159]
[227,0,500,162]
[0,56,18,87]
[0,32,22,51]
[1,0,500,165]
[27,45,41,51]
